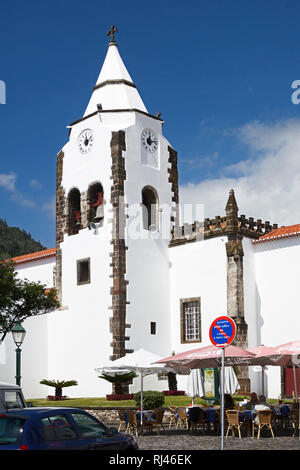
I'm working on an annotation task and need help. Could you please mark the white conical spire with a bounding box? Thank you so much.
[83,27,148,116]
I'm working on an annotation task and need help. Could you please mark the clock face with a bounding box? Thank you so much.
[78,129,94,154]
[141,128,158,153]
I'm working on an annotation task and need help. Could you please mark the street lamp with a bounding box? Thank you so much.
[11,323,26,386]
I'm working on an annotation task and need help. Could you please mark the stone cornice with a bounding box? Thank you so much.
[93,79,136,91]
[69,108,164,130]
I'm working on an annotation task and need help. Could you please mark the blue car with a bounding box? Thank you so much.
[0,407,138,450]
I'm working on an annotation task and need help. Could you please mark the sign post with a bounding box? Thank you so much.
[209,316,236,451]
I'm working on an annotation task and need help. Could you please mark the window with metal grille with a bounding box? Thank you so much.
[180,298,201,343]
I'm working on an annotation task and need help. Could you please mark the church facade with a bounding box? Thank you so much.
[1,30,299,400]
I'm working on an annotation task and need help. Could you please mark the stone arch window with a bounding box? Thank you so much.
[142,186,159,230]
[67,187,81,235]
[87,182,104,225]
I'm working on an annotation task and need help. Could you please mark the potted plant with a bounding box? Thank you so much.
[98,371,137,399]
[40,379,78,400]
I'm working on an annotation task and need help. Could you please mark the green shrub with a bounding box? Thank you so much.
[134,390,165,409]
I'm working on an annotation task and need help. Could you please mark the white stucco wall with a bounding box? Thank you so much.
[243,237,262,395]
[254,237,300,398]
[169,237,227,391]
[0,256,55,400]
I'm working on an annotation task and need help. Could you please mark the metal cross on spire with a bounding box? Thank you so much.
[107,25,118,45]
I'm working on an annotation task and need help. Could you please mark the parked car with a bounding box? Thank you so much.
[0,382,26,412]
[0,407,138,450]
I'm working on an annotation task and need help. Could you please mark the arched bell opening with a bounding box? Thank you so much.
[87,182,104,226]
[67,187,81,235]
[142,186,159,231]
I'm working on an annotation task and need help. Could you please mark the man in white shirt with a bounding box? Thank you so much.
[253,395,271,423]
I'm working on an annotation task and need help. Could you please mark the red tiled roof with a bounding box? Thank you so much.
[254,224,300,244]
[10,248,56,264]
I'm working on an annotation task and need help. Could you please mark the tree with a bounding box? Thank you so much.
[98,372,137,395]
[167,351,177,391]
[0,261,59,343]
[167,372,178,391]
[40,379,78,399]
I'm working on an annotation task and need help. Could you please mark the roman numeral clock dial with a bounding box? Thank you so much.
[141,128,159,168]
[78,129,94,154]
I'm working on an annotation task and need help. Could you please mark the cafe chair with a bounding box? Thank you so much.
[291,404,300,437]
[168,406,178,428]
[189,407,206,434]
[143,409,165,435]
[176,408,189,429]
[124,410,139,437]
[225,410,244,439]
[117,410,128,432]
[213,408,221,434]
[252,410,275,439]
[272,404,290,428]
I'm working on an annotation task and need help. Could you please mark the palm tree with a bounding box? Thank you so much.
[98,372,137,395]
[40,379,78,399]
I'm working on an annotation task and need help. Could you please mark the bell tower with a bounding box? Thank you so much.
[53,27,177,390]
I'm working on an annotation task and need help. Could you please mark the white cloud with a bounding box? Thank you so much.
[179,119,300,226]
[42,196,56,219]
[29,179,43,190]
[0,172,16,192]
[0,172,36,208]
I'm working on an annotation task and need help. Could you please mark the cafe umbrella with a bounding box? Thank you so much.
[224,366,240,394]
[186,369,205,406]
[186,366,239,405]
[154,344,256,370]
[242,342,300,398]
[239,340,300,439]
[95,348,177,434]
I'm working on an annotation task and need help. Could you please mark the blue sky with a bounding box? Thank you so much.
[1,0,300,248]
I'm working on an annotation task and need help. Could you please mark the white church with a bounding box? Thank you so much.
[1,27,300,400]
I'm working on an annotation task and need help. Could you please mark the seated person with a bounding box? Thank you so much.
[253,395,271,423]
[248,392,259,407]
[187,406,202,424]
[224,393,235,410]
[258,395,269,406]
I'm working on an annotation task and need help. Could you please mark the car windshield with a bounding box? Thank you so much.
[4,391,24,409]
[0,416,24,444]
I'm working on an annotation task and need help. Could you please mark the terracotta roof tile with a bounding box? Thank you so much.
[10,248,56,264]
[254,224,300,244]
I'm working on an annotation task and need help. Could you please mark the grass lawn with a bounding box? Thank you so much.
[27,395,292,408]
[27,396,204,408]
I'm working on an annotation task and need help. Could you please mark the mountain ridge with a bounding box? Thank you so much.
[0,218,47,260]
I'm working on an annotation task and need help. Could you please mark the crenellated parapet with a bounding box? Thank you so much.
[238,215,278,239]
[170,193,278,247]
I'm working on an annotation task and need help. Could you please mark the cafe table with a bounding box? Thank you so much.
[136,410,155,422]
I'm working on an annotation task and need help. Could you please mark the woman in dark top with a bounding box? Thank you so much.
[224,393,235,410]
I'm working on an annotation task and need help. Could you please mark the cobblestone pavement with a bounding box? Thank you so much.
[134,427,300,451]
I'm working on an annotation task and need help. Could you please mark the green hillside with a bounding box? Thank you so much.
[0,218,46,260]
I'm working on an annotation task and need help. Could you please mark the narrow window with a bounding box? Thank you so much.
[150,322,156,335]
[142,186,159,230]
[87,182,104,226]
[77,258,91,285]
[180,298,201,343]
[67,188,81,235]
